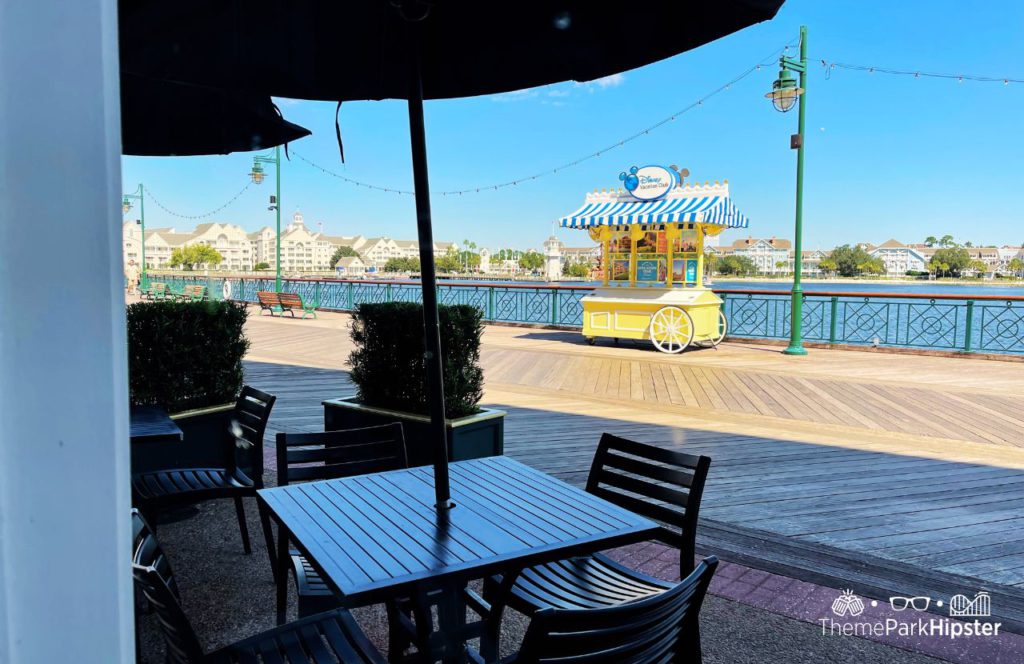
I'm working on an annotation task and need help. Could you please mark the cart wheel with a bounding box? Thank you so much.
[584,336,597,346]
[649,306,694,354]
[710,310,728,347]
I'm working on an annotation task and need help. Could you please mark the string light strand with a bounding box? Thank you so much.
[293,39,799,196]
[144,181,253,220]
[822,61,1022,85]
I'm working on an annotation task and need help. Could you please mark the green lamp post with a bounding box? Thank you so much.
[251,146,282,292]
[122,183,147,289]
[766,25,809,356]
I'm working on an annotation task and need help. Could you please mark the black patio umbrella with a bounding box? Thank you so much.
[120,0,785,509]
[121,74,310,156]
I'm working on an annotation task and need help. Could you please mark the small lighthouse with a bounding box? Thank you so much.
[543,235,563,282]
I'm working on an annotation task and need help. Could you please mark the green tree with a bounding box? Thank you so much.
[964,241,974,248]
[253,261,270,271]
[939,234,955,248]
[924,236,938,247]
[562,261,590,278]
[858,257,885,276]
[828,245,875,277]
[969,259,988,276]
[928,247,971,277]
[518,250,544,272]
[818,258,838,275]
[1008,258,1024,277]
[330,245,359,268]
[382,257,420,273]
[703,252,718,275]
[775,260,788,273]
[716,255,756,276]
[435,247,462,273]
[169,244,223,270]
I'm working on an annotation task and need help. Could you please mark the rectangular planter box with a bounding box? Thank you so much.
[130,403,261,483]
[323,397,505,468]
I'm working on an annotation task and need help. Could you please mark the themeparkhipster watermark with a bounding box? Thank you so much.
[821,589,1002,640]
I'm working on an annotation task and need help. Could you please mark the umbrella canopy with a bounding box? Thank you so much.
[121,1,783,101]
[121,75,310,156]
[120,0,785,510]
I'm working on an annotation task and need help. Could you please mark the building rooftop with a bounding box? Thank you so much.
[731,237,792,250]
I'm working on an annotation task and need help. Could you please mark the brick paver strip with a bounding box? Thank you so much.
[605,542,1024,664]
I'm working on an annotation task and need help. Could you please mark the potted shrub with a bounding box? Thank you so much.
[126,300,254,476]
[323,302,504,467]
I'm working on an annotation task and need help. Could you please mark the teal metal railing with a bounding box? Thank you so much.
[145,275,1024,355]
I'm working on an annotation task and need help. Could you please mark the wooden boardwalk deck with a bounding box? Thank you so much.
[242,309,1024,630]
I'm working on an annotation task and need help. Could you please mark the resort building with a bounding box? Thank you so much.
[122,210,457,272]
[867,239,929,276]
[799,249,828,277]
[724,237,792,274]
[188,222,255,271]
[967,246,1005,274]
[122,221,252,271]
[333,256,368,276]
[561,245,602,268]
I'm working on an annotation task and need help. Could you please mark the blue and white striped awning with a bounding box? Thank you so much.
[559,195,749,229]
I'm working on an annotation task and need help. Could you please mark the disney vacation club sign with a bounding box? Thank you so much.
[619,165,679,201]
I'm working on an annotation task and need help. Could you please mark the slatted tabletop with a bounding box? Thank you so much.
[258,455,660,605]
[129,405,183,443]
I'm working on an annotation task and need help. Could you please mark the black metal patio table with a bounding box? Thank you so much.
[129,405,183,444]
[257,455,660,663]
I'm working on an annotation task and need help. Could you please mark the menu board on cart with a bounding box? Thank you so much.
[609,230,631,282]
[673,229,699,254]
[636,230,668,283]
[637,259,667,282]
[611,259,630,281]
[671,258,700,284]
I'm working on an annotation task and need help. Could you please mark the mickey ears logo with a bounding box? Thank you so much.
[619,166,640,192]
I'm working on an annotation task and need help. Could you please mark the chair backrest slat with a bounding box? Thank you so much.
[229,385,276,486]
[585,433,711,577]
[516,557,718,664]
[276,423,407,487]
[132,510,204,664]
[594,468,690,507]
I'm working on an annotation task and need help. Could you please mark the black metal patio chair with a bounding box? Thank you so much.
[131,386,277,575]
[131,509,386,664]
[482,433,712,658]
[274,424,436,660]
[470,556,718,664]
[275,423,409,617]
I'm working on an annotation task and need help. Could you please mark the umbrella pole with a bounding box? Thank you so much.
[408,55,454,511]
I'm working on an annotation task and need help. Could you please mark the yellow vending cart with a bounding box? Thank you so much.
[559,165,750,353]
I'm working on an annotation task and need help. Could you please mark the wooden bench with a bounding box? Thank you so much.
[257,291,282,316]
[278,292,317,319]
[177,284,207,302]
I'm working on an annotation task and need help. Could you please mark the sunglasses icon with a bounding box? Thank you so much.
[890,596,931,612]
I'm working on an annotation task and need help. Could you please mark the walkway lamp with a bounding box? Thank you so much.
[122,183,147,289]
[765,25,808,356]
[251,147,282,291]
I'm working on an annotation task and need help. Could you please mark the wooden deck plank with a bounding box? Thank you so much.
[239,309,1024,631]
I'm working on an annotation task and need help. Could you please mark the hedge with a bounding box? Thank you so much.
[348,302,484,419]
[126,300,250,412]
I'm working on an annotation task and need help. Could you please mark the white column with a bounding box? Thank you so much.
[0,0,133,662]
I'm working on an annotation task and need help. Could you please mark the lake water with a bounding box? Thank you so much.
[434,278,1024,298]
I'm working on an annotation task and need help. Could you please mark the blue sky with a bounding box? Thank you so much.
[122,0,1024,251]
